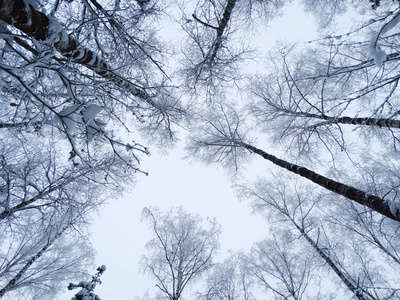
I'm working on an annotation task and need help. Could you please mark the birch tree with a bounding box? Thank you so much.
[196,252,254,300]
[187,104,400,221]
[0,1,186,297]
[244,228,320,299]
[0,0,184,169]
[179,0,284,100]
[247,0,400,162]
[0,134,112,298]
[248,46,400,162]
[241,178,396,299]
[0,133,123,222]
[140,207,220,300]
[0,208,94,299]
[240,176,400,299]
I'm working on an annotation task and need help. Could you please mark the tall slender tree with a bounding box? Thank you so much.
[240,176,400,299]
[247,0,400,161]
[188,104,400,221]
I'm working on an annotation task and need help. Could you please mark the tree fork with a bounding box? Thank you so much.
[240,142,400,221]
[208,0,236,63]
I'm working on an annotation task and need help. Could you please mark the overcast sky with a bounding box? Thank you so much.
[59,3,318,299]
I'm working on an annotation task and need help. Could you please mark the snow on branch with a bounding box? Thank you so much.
[369,10,400,67]
[68,265,106,300]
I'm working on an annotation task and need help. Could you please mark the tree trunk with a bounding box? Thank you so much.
[209,0,236,63]
[0,0,159,109]
[285,109,400,129]
[193,0,236,64]
[292,221,367,300]
[0,224,69,298]
[0,122,29,129]
[322,115,400,129]
[240,142,400,222]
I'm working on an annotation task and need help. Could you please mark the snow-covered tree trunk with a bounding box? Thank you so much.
[240,142,400,221]
[0,0,159,108]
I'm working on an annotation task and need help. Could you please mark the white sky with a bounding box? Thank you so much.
[58,2,318,299]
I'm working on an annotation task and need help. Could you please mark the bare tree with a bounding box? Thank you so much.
[0,0,184,170]
[0,207,95,299]
[0,133,125,222]
[247,0,400,161]
[249,61,400,161]
[140,206,220,300]
[0,1,186,297]
[328,202,400,266]
[244,231,315,300]
[179,0,284,100]
[187,104,400,221]
[324,154,400,266]
[180,0,241,96]
[0,133,113,299]
[240,176,400,299]
[197,252,254,300]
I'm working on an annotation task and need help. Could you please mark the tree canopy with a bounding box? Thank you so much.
[1,0,400,298]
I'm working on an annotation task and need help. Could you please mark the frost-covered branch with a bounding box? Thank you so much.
[0,0,182,121]
[0,223,71,298]
[369,10,400,66]
[141,207,220,300]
